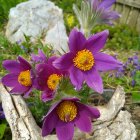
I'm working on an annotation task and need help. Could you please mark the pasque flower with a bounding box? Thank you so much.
[31,49,47,63]
[73,0,120,36]
[53,28,122,93]
[42,97,100,140]
[88,0,120,25]
[35,57,66,102]
[2,56,34,97]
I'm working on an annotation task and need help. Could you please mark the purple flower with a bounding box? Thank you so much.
[2,56,34,97]
[133,55,139,65]
[31,49,47,63]
[128,57,133,63]
[131,70,136,77]
[42,97,100,140]
[115,66,125,78]
[89,0,120,25]
[35,57,66,102]
[0,104,5,119]
[53,28,122,93]
[136,65,140,70]
[16,39,22,45]
[20,45,27,52]
[131,80,136,87]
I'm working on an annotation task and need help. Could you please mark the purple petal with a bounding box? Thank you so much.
[102,10,120,20]
[75,111,91,132]
[18,56,31,70]
[2,73,19,87]
[3,60,20,73]
[31,49,47,63]
[10,84,30,94]
[94,52,122,71]
[99,0,116,9]
[38,49,47,60]
[69,66,84,90]
[86,30,109,54]
[77,103,100,118]
[41,90,55,102]
[31,54,39,62]
[47,56,58,65]
[23,87,33,98]
[108,11,121,19]
[53,53,74,70]
[92,0,100,10]
[69,28,86,52]
[36,64,50,75]
[56,121,74,140]
[42,111,58,137]
[85,68,103,93]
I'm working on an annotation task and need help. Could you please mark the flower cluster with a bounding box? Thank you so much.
[114,54,140,87]
[1,0,122,139]
[1,28,122,139]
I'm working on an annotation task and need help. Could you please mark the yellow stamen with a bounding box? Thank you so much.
[56,101,77,122]
[18,70,32,86]
[73,49,94,71]
[47,74,61,90]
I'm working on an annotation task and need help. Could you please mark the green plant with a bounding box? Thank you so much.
[0,123,6,139]
[103,53,140,103]
[0,0,27,27]
[52,0,81,13]
[0,32,53,77]
[92,24,140,50]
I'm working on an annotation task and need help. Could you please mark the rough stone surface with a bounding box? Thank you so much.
[6,0,68,53]
[0,84,137,140]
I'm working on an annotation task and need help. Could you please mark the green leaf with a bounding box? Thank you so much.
[134,71,140,86]
[0,123,7,139]
[132,92,140,103]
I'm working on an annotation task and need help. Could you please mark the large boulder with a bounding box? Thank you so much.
[6,0,68,53]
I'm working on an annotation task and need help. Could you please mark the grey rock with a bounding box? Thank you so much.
[6,0,68,53]
[0,84,137,140]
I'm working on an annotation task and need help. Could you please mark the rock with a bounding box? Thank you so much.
[45,20,68,54]
[0,84,137,140]
[91,111,136,140]
[6,0,68,54]
[73,86,137,140]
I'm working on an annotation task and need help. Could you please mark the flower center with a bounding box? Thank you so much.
[47,74,61,90]
[73,49,94,71]
[18,70,32,86]
[56,101,77,122]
